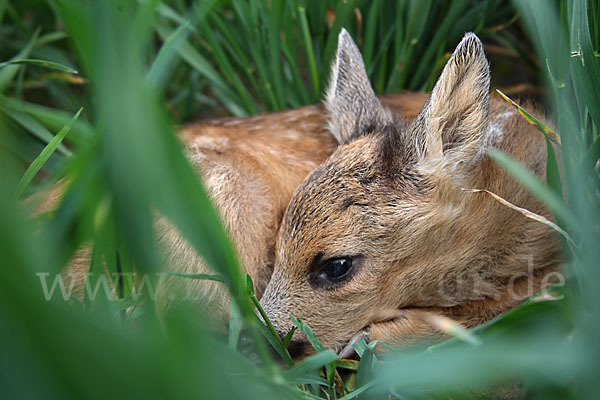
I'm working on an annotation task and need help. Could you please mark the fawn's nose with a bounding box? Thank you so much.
[285,338,309,359]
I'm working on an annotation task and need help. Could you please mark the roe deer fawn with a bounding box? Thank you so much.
[42,30,561,355]
[259,30,563,357]
[40,74,428,328]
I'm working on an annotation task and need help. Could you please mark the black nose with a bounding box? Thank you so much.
[286,339,309,359]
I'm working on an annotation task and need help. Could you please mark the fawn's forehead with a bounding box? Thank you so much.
[282,129,424,241]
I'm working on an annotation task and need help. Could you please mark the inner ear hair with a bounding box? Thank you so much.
[325,28,392,145]
[410,32,491,163]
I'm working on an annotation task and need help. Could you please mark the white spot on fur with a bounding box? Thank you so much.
[485,111,516,148]
[489,122,503,140]
[285,131,301,140]
[192,136,229,152]
[222,119,243,126]
[496,111,516,121]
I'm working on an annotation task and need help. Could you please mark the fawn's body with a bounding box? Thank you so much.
[50,92,428,326]
[259,31,562,355]
[156,93,431,327]
[49,32,561,356]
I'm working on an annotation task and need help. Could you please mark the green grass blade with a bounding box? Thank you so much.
[14,107,82,199]
[154,22,247,116]
[0,58,78,74]
[0,0,6,24]
[282,326,297,349]
[198,22,258,114]
[386,0,433,91]
[362,0,382,69]
[297,1,320,100]
[1,107,71,155]
[267,0,285,106]
[228,299,242,349]
[410,0,470,90]
[146,22,190,92]
[570,0,600,128]
[0,94,93,142]
[496,89,561,144]
[283,350,337,384]
[0,27,40,92]
[166,271,225,283]
[319,0,357,86]
[290,314,325,352]
[338,381,375,400]
[209,13,269,106]
[355,341,374,389]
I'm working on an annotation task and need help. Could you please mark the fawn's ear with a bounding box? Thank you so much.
[325,29,392,144]
[411,33,490,163]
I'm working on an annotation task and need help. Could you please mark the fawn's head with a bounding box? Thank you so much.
[260,30,493,353]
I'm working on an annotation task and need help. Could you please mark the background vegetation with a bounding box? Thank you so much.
[0,0,598,398]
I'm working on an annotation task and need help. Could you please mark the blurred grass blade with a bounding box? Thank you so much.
[338,381,375,400]
[197,22,258,114]
[335,359,359,371]
[355,340,374,389]
[155,2,189,27]
[283,350,337,384]
[421,313,482,346]
[386,1,432,91]
[410,0,470,90]
[228,299,242,349]
[570,0,600,128]
[166,271,225,283]
[0,95,93,143]
[0,58,78,74]
[148,0,221,96]
[0,27,40,92]
[351,338,368,358]
[267,0,285,105]
[2,107,71,155]
[14,107,82,199]
[582,135,600,172]
[362,0,381,69]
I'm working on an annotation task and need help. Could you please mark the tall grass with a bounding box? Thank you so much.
[0,0,598,399]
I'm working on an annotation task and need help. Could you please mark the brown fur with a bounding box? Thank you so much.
[259,31,563,354]
[156,92,431,326]
[36,31,562,357]
[35,91,428,325]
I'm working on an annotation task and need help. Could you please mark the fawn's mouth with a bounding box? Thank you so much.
[337,328,371,360]
[337,308,406,360]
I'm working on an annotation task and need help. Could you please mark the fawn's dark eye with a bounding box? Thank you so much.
[312,257,354,287]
